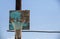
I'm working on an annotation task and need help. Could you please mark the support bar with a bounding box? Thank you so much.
[7,30,60,33]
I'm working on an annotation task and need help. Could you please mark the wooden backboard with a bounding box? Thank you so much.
[9,10,30,30]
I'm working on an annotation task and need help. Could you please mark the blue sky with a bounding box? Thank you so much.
[0,0,60,39]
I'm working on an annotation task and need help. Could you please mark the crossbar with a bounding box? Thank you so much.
[7,30,60,33]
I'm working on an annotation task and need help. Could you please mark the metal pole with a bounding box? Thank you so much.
[16,0,21,10]
[15,0,22,39]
